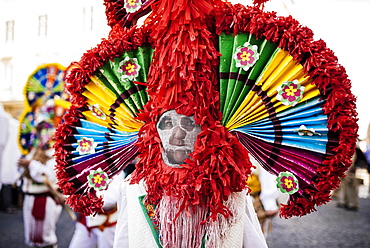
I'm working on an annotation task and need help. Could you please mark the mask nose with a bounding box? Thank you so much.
[169,126,186,146]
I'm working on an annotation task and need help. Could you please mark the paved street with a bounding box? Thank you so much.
[266,197,370,248]
[0,204,75,248]
[0,196,369,248]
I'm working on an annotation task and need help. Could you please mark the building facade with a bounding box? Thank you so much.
[0,0,110,109]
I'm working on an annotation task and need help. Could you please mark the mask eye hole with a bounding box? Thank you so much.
[180,117,195,131]
[158,116,173,130]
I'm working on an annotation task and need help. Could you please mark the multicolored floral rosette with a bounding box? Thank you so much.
[54,0,357,246]
[18,63,70,155]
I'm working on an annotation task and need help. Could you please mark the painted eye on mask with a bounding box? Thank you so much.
[158,116,174,130]
[158,116,196,131]
[164,119,173,130]
[180,117,195,131]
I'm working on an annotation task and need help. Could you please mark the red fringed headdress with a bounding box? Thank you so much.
[55,0,357,246]
[129,0,253,222]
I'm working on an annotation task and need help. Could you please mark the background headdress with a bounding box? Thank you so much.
[55,0,358,245]
[18,63,70,155]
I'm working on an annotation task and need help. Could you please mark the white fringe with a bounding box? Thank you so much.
[158,195,208,248]
[205,191,245,248]
[157,192,246,248]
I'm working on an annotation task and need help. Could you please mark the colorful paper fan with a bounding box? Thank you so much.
[54,45,153,213]
[55,2,357,219]
[18,63,70,155]
[220,32,337,213]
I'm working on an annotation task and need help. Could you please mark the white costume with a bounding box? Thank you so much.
[22,149,62,247]
[114,178,267,248]
[0,104,21,212]
[0,115,21,186]
[249,156,279,238]
[259,167,279,213]
[0,104,7,177]
[69,172,123,248]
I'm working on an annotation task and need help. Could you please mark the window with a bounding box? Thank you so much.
[38,15,48,37]
[83,6,93,31]
[5,20,14,43]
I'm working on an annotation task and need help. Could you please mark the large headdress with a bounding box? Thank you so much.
[19,63,70,154]
[55,0,358,246]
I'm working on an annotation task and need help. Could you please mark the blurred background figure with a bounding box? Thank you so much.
[123,160,136,179]
[248,156,279,238]
[364,124,370,196]
[68,171,124,248]
[0,103,21,214]
[336,140,369,211]
[68,159,137,248]
[18,121,63,248]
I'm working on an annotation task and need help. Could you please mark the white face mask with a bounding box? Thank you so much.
[156,110,202,168]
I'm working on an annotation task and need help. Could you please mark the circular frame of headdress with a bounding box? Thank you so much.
[54,1,357,220]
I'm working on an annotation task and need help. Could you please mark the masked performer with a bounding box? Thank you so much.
[54,0,358,247]
[18,64,69,248]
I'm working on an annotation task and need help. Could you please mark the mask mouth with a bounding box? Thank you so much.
[166,149,193,165]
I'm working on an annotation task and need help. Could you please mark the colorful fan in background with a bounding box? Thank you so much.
[55,2,357,218]
[18,63,70,155]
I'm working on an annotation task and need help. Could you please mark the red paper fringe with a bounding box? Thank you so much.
[56,1,357,219]
[253,0,270,8]
[104,0,126,28]
[130,0,253,222]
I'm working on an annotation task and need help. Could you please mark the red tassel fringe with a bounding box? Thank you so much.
[253,0,270,8]
[56,1,357,218]
[130,0,253,221]
[104,0,126,28]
